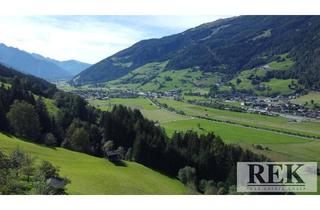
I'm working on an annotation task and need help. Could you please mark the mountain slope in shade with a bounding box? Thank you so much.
[72,16,320,89]
[0,43,72,80]
[32,53,91,76]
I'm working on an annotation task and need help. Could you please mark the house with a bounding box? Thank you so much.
[106,150,122,162]
[46,177,67,189]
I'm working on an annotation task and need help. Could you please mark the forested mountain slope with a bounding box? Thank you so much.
[72,16,320,90]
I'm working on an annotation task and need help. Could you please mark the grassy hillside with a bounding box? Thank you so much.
[292,91,320,108]
[0,132,188,195]
[106,63,221,94]
[219,54,297,96]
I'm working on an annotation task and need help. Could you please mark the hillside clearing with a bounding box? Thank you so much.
[0,132,188,195]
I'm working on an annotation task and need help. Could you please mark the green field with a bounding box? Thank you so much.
[162,118,310,144]
[292,91,320,107]
[156,98,320,138]
[89,98,189,123]
[0,132,188,195]
[89,98,156,110]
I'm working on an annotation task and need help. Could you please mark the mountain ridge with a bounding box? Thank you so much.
[71,16,320,92]
[0,43,90,81]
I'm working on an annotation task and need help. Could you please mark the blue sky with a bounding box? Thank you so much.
[0,16,225,64]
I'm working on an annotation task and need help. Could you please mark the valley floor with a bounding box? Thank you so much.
[89,97,320,159]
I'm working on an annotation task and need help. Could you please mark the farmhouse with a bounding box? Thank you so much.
[106,150,122,162]
[46,177,67,189]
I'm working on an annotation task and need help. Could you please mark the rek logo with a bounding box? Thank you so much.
[237,162,317,192]
[248,163,304,186]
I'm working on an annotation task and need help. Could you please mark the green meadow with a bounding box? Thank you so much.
[89,98,189,123]
[292,91,320,107]
[162,118,310,144]
[156,98,320,138]
[0,132,188,195]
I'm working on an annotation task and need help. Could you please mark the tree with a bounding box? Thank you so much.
[117,146,125,159]
[178,166,196,185]
[37,160,59,180]
[68,127,91,153]
[6,100,41,141]
[0,100,8,131]
[44,133,57,147]
[125,147,133,160]
[217,187,227,195]
[20,154,35,182]
[35,97,52,134]
[34,160,70,195]
[9,148,35,182]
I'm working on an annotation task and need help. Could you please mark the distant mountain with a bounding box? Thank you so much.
[0,43,90,81]
[72,16,320,92]
[56,60,91,76]
[32,53,91,76]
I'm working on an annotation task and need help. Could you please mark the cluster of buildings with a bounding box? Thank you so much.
[70,88,139,100]
[236,95,320,120]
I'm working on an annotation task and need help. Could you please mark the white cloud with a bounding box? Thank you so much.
[0,16,224,64]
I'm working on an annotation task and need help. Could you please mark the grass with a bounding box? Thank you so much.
[107,63,221,94]
[0,132,188,195]
[89,98,187,123]
[225,69,296,96]
[43,98,59,116]
[261,78,296,95]
[89,98,157,111]
[33,95,59,116]
[292,91,320,107]
[140,69,202,92]
[156,98,320,138]
[54,80,77,92]
[0,81,12,89]
[219,54,296,96]
[268,53,294,71]
[162,118,310,144]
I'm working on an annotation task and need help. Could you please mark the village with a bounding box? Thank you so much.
[68,87,320,121]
